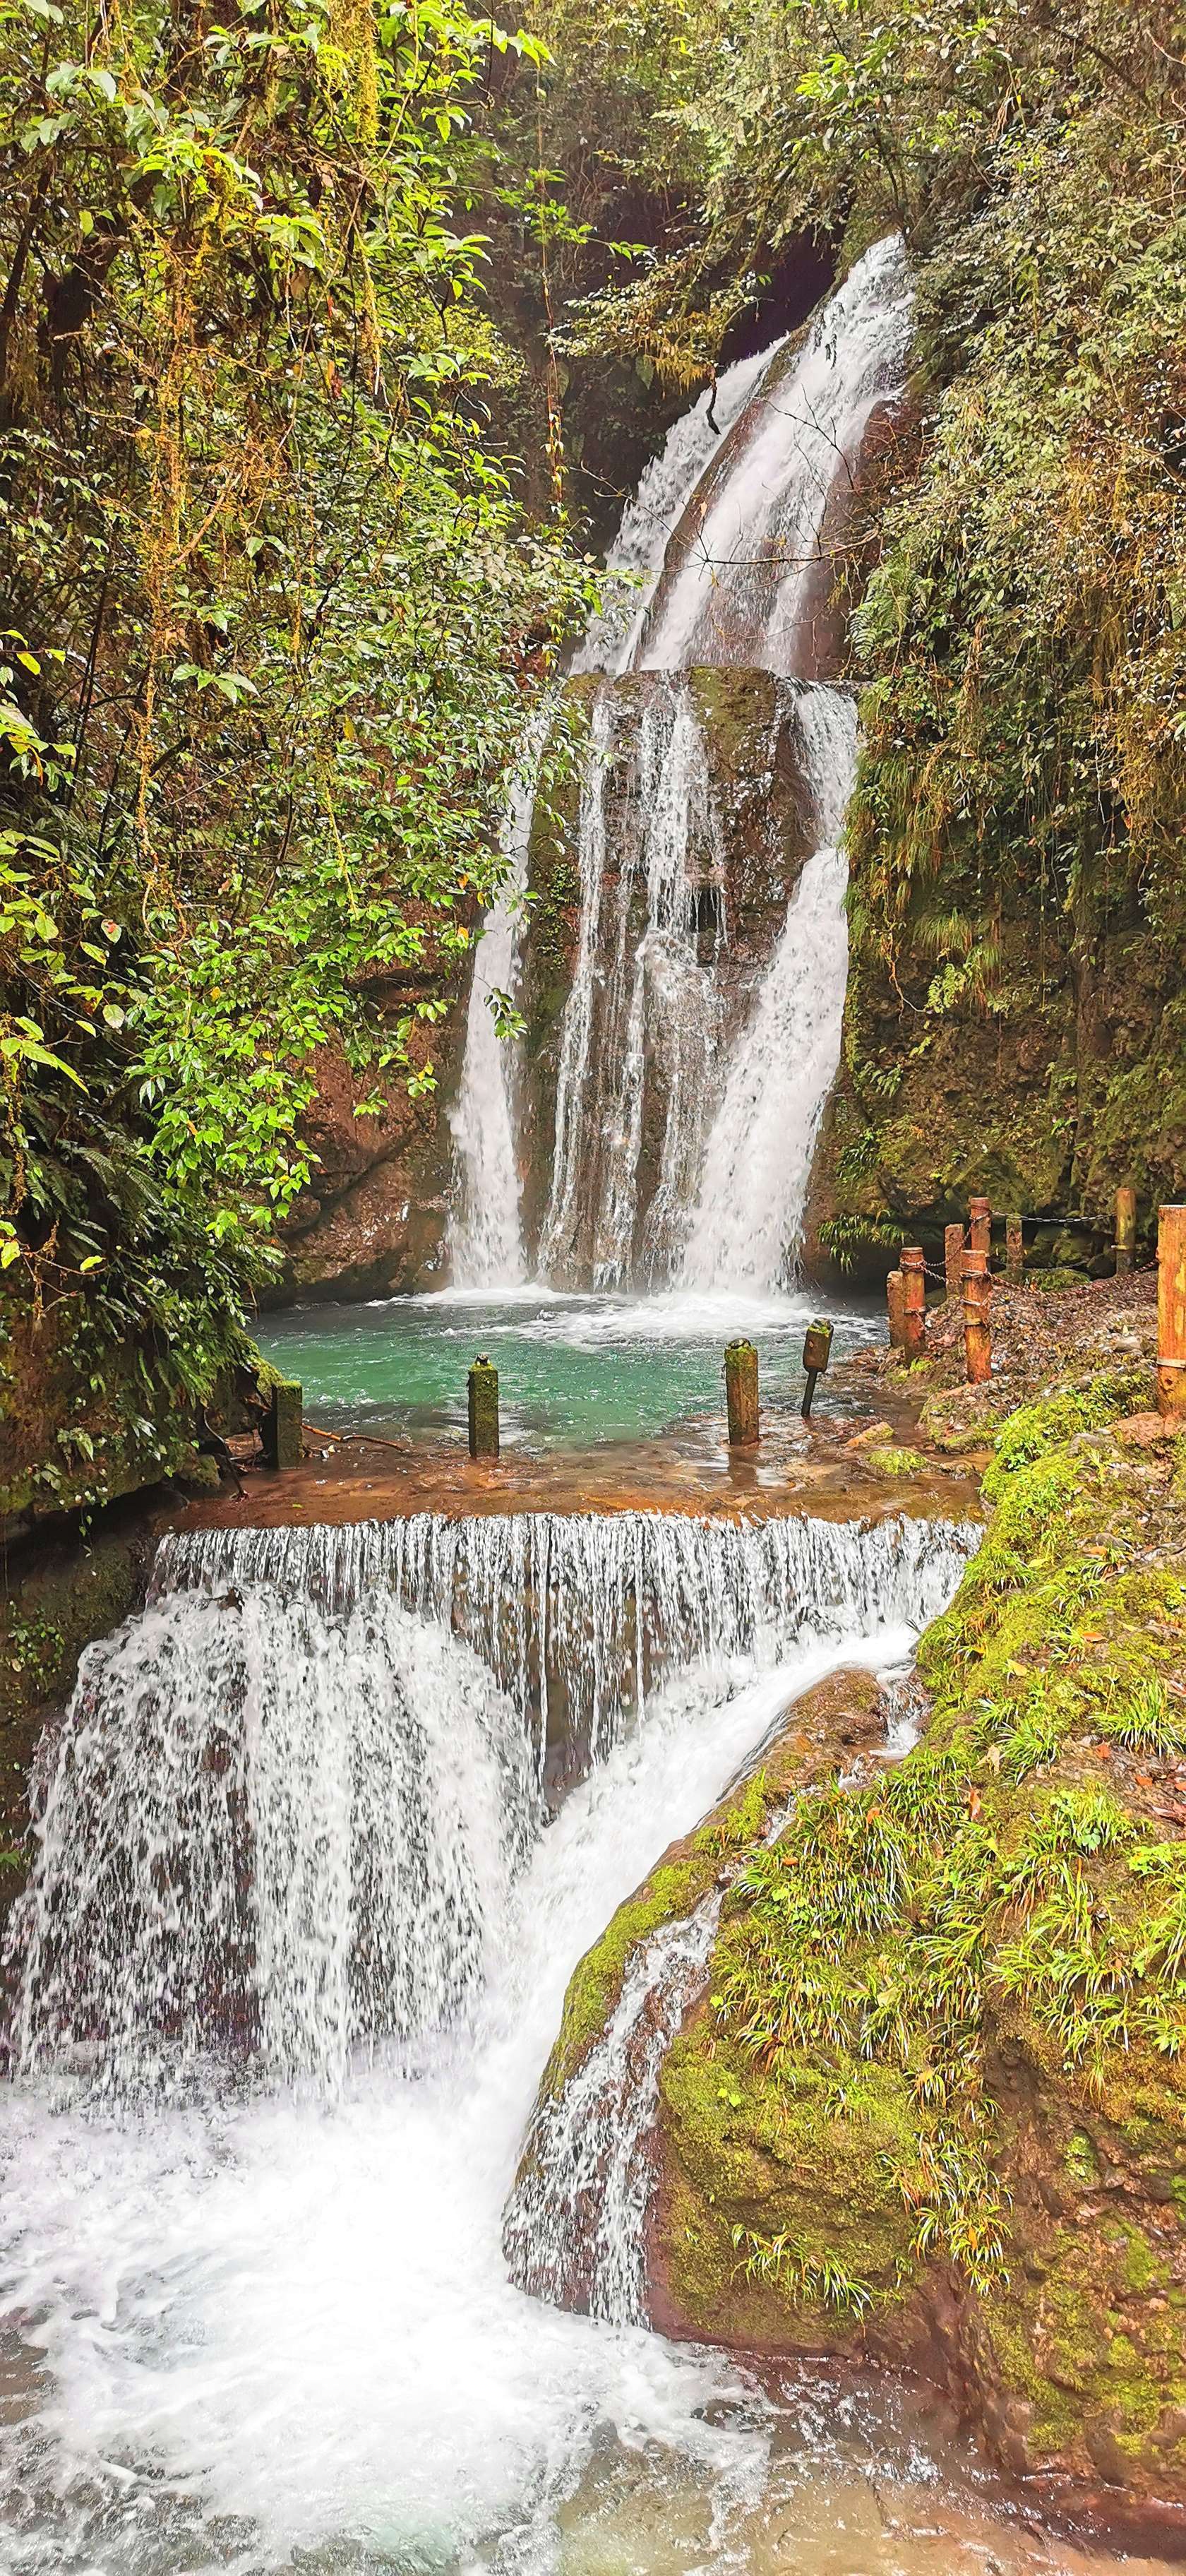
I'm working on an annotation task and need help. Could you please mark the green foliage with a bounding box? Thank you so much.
[1098,1680,1186,1758]
[0,0,592,1472]
[731,2223,873,2317]
[707,1371,1186,2296]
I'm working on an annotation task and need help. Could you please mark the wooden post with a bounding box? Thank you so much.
[969,1195,992,1260]
[801,1318,834,1419]
[724,1340,759,1447]
[886,1268,906,1349]
[962,1248,992,1385]
[1156,1205,1186,1420]
[901,1246,927,1362]
[944,1224,964,1304]
[263,1379,303,1470]
[1005,1215,1024,1284]
[1115,1187,1137,1277]
[468,1355,500,1459]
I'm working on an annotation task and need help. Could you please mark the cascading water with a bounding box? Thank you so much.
[0,1510,990,2573]
[680,688,858,1289]
[447,237,913,1295]
[633,234,914,676]
[570,335,787,679]
[11,1590,534,2098]
[157,1505,975,1770]
[537,677,729,1288]
[447,735,541,1289]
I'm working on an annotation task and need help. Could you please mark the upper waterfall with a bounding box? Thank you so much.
[448,238,913,1296]
[570,335,787,679]
[631,234,913,676]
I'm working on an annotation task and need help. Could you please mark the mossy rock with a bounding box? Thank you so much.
[520,1349,1186,2514]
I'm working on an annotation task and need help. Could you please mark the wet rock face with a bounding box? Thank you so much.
[515,667,829,1279]
[269,975,468,1304]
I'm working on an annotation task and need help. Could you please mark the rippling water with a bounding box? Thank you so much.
[256,1284,883,1450]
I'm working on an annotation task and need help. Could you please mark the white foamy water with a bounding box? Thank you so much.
[0,1514,984,2573]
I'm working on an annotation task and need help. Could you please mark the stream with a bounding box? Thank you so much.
[0,1514,1175,2574]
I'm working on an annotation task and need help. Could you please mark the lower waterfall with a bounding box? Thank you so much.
[0,1510,984,2571]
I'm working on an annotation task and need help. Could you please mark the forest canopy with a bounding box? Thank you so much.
[0,0,590,1421]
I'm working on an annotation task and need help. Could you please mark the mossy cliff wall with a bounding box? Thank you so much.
[522,1361,1186,2527]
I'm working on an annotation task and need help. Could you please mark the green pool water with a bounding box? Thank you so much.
[256,1286,884,1452]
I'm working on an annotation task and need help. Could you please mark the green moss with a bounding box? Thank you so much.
[1065,2127,1101,2186]
[658,2014,920,2341]
[0,1530,142,1730]
[984,1371,1149,1493]
[544,1855,707,2093]
[865,1443,928,1478]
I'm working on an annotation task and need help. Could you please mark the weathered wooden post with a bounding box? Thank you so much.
[1156,1205,1186,1421]
[263,1379,303,1470]
[962,1248,992,1385]
[724,1339,760,1447]
[1115,1187,1137,1277]
[969,1195,992,1260]
[901,1246,927,1362]
[801,1318,834,1419]
[1005,1215,1024,1284]
[945,1224,964,1304]
[886,1268,906,1349]
[468,1354,500,1460]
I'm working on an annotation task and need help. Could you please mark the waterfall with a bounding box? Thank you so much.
[446,239,912,1294]
[680,689,858,1289]
[156,1508,978,1773]
[447,738,539,1288]
[505,1881,721,2323]
[572,336,787,679]
[536,678,729,1289]
[1,1508,978,2565]
[10,1590,535,2098]
[635,234,914,676]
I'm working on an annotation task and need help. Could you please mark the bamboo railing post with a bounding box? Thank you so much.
[724,1339,760,1447]
[468,1355,500,1459]
[901,1245,927,1362]
[1005,1215,1024,1284]
[1115,1187,1137,1277]
[969,1195,992,1260]
[962,1248,993,1385]
[944,1224,964,1303]
[1156,1206,1186,1421]
[886,1268,906,1349]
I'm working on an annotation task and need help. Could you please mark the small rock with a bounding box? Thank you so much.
[844,1420,892,1450]
[1114,1413,1174,1449]
[1084,2416,1132,2486]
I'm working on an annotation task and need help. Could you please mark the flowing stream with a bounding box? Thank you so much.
[1,1510,1171,2574]
[448,237,914,1297]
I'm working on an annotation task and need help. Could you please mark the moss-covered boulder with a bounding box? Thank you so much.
[523,1361,1186,2528]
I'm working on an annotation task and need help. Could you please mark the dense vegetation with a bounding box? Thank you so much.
[530,0,1186,1253]
[4,0,1185,1501]
[0,0,589,1501]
